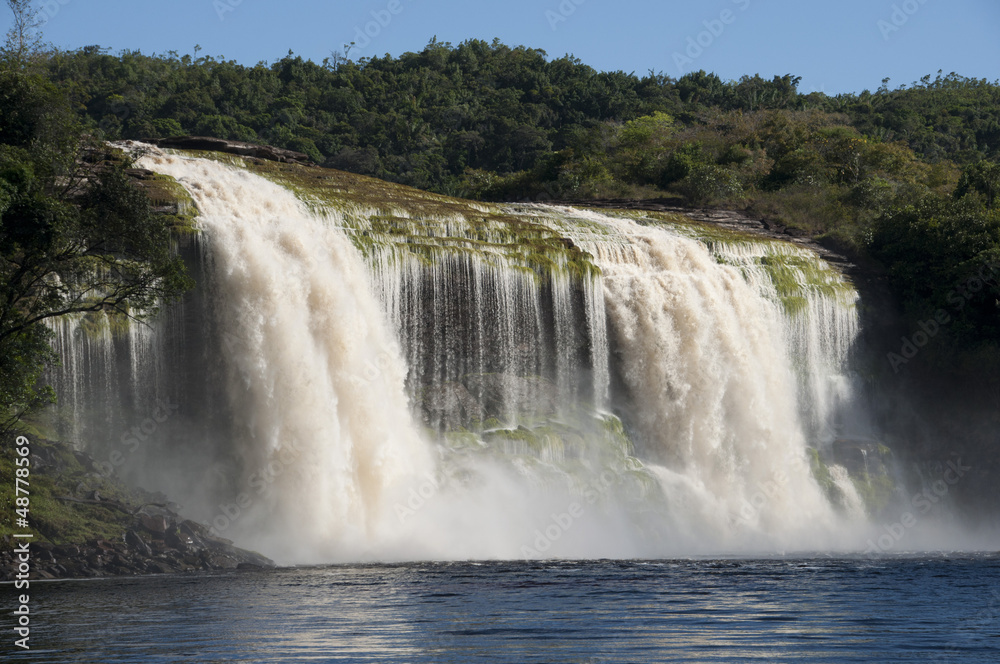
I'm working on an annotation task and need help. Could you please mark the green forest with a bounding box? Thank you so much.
[2,28,1000,428]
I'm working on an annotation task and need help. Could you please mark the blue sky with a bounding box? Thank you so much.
[8,0,1000,93]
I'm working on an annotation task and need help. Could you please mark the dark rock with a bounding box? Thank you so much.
[165,529,194,552]
[179,519,211,539]
[146,561,176,575]
[205,533,234,546]
[463,373,561,420]
[60,562,82,576]
[831,438,890,476]
[73,450,100,472]
[125,530,152,557]
[146,136,314,166]
[184,521,211,538]
[236,550,276,568]
[140,514,169,534]
[150,541,178,556]
[94,539,116,553]
[139,503,179,519]
[124,167,157,180]
[203,553,239,570]
[13,435,276,580]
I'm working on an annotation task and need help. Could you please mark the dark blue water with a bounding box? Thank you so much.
[9,555,1000,662]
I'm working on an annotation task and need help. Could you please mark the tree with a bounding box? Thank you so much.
[0,69,192,431]
[870,195,1000,347]
[955,160,1000,209]
[1,0,44,68]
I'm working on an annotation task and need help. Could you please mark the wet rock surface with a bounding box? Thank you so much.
[145,136,313,166]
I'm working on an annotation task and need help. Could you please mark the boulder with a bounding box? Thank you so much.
[202,553,239,570]
[165,529,195,552]
[125,530,152,557]
[146,561,176,575]
[140,514,170,534]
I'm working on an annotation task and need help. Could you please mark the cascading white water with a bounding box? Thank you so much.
[707,240,867,441]
[43,149,875,562]
[529,208,847,545]
[137,152,437,560]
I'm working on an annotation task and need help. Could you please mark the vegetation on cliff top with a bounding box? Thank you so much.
[27,36,996,366]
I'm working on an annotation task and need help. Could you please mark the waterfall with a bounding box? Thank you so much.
[705,239,866,441]
[127,153,436,560]
[43,149,873,561]
[530,208,856,539]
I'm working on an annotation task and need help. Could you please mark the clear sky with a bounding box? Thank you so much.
[6,0,999,94]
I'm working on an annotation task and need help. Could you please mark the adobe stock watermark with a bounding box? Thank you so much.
[886,261,1000,373]
[519,469,623,558]
[672,0,751,75]
[735,467,791,526]
[214,0,244,22]
[394,470,446,523]
[877,0,930,41]
[863,458,971,554]
[348,0,412,53]
[545,0,587,32]
[351,348,402,389]
[37,0,72,27]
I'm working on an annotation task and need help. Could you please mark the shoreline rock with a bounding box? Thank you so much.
[0,438,275,581]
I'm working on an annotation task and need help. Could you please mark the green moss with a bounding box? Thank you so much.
[163,149,602,284]
[600,413,636,458]
[852,472,896,516]
[73,309,135,341]
[138,173,200,235]
[757,251,855,315]
[442,429,483,450]
[161,148,856,322]
[0,437,138,543]
[584,207,760,245]
[807,445,896,517]
[573,207,857,316]
[807,447,835,495]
